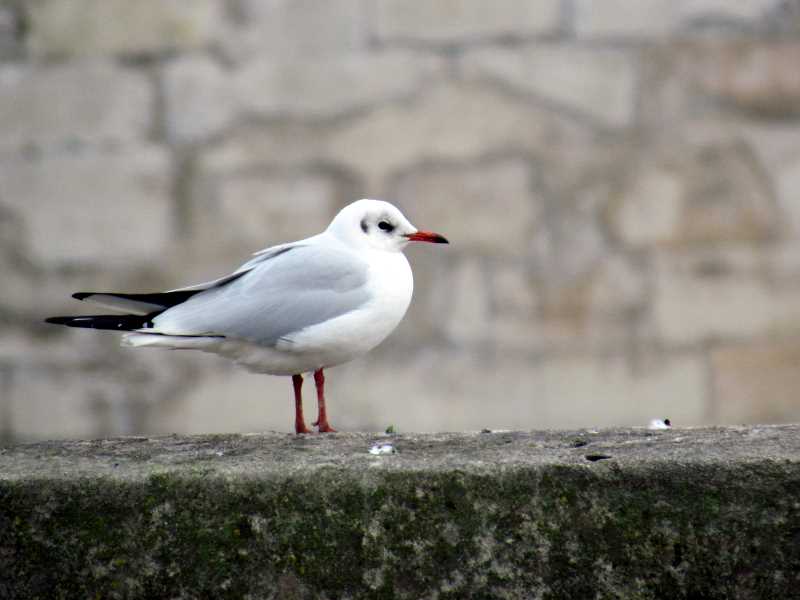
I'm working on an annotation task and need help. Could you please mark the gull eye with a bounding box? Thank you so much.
[378,220,394,232]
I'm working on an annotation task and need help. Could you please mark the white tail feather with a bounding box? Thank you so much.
[79,294,165,315]
[122,332,222,350]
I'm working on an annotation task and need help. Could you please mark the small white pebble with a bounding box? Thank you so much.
[649,418,672,430]
[369,443,396,455]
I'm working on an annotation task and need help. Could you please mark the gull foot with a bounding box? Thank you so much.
[314,421,337,433]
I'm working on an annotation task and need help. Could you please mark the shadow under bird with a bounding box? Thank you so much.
[46,199,448,434]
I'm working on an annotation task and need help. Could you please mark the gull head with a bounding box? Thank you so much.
[327,199,448,252]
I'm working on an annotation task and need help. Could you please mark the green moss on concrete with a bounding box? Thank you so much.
[1,429,800,598]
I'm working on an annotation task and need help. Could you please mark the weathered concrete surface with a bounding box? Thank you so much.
[1,426,799,599]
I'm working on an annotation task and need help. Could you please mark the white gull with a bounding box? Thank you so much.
[46,199,448,433]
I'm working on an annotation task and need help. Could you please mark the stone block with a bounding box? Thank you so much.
[610,144,778,247]
[0,334,175,440]
[574,0,774,38]
[574,0,678,37]
[462,45,637,128]
[776,153,800,236]
[390,158,540,255]
[679,0,779,23]
[372,0,561,43]
[27,0,224,57]
[734,121,800,170]
[179,169,343,281]
[484,261,543,351]
[649,248,800,345]
[766,241,800,287]
[388,252,457,348]
[203,171,339,251]
[530,190,607,291]
[334,350,528,432]
[440,259,492,345]
[5,366,113,440]
[334,349,708,431]
[636,46,696,133]
[204,81,592,191]
[610,166,685,247]
[403,252,635,355]
[681,143,778,243]
[0,61,152,153]
[711,340,800,423]
[161,55,236,145]
[233,51,444,119]
[535,352,708,428]
[689,41,800,118]
[0,266,151,322]
[325,81,583,187]
[102,341,705,436]
[199,121,328,174]
[532,310,631,356]
[3,335,201,441]
[0,147,173,267]
[0,329,105,366]
[764,0,800,34]
[221,0,367,61]
[524,243,642,353]
[589,254,648,318]
[723,121,800,236]
[0,4,24,60]
[147,360,293,435]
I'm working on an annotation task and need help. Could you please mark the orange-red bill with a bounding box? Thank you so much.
[405,230,449,244]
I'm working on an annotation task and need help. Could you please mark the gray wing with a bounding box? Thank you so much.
[167,242,297,292]
[151,241,371,346]
[70,243,300,316]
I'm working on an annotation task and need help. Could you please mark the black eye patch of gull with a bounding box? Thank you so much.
[360,219,368,233]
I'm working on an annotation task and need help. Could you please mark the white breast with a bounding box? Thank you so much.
[283,250,413,359]
[219,250,414,375]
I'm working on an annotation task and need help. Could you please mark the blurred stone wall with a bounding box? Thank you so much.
[2,0,800,441]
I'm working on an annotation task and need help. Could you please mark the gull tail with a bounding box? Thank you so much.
[45,289,204,332]
[70,290,201,314]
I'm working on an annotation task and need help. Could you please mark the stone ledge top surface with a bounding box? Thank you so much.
[2,425,798,481]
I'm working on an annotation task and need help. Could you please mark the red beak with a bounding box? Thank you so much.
[405,230,449,244]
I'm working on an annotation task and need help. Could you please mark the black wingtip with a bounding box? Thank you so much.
[44,314,153,330]
[45,316,72,326]
[72,292,92,301]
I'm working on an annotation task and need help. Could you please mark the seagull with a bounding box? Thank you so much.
[46,199,448,434]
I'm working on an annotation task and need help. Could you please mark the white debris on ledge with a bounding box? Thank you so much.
[649,418,672,430]
[369,443,397,455]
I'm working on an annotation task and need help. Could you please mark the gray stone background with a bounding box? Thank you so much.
[2,0,800,442]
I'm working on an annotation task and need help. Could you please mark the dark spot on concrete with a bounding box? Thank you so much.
[585,453,612,462]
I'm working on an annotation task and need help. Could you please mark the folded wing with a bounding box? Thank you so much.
[66,243,298,315]
[150,241,371,346]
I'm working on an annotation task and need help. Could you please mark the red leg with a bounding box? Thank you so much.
[292,374,312,434]
[313,369,337,433]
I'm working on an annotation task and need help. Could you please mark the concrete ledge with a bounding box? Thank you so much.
[2,426,799,598]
